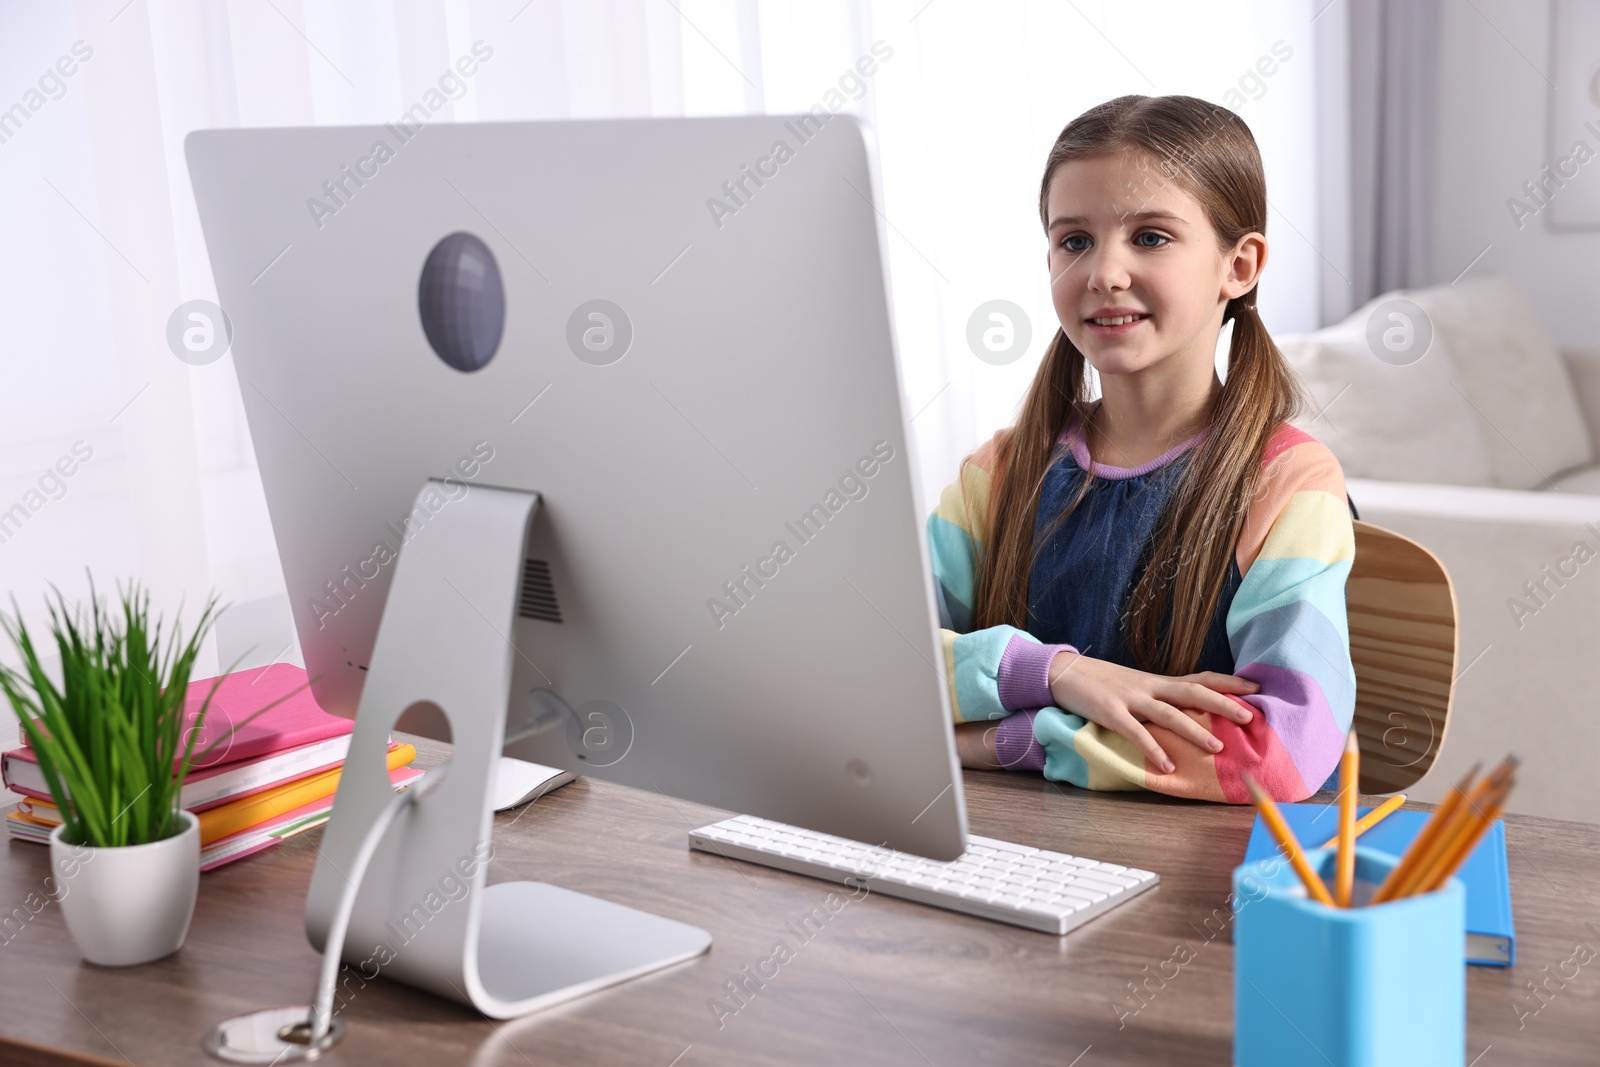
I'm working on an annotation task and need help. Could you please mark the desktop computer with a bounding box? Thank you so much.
[186,111,964,1049]
[186,113,1153,1061]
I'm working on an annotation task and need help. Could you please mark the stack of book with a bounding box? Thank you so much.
[3,664,423,871]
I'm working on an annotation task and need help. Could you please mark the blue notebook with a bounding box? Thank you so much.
[1243,802,1514,967]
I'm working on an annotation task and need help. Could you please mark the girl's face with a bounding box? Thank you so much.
[1044,150,1263,381]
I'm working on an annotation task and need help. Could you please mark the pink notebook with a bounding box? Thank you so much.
[17,663,351,770]
[177,664,351,768]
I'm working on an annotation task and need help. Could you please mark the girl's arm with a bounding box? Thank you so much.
[927,431,1077,726]
[931,431,1252,765]
[1017,427,1356,802]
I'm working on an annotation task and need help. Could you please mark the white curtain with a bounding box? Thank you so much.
[1341,0,1440,313]
[0,0,1328,678]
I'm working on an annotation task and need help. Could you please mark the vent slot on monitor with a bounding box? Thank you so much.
[518,558,563,623]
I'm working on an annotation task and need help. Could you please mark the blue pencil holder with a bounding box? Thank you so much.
[1233,846,1465,1067]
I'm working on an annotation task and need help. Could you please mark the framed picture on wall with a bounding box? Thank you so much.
[1546,0,1600,230]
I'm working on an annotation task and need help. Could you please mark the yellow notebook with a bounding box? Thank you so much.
[23,743,416,846]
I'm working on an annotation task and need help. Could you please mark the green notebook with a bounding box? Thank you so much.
[1243,802,1514,967]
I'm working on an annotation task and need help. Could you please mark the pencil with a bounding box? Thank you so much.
[1395,804,1476,899]
[1390,758,1517,900]
[1369,763,1479,905]
[1245,773,1335,907]
[1410,771,1516,897]
[1415,788,1510,895]
[1377,761,1487,902]
[1335,732,1359,907]
[1314,793,1406,851]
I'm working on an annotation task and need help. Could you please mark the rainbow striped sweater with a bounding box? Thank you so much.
[927,413,1356,803]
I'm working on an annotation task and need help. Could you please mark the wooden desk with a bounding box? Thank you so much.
[3,742,1598,1066]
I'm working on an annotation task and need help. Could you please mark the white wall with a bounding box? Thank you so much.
[1432,0,1600,349]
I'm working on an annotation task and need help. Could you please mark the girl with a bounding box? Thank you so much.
[934,95,1354,803]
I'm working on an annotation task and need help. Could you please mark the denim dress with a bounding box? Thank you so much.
[1025,423,1242,676]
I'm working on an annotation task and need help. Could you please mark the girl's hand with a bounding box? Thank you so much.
[1046,650,1259,774]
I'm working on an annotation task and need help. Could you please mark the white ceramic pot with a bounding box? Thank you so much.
[48,809,200,966]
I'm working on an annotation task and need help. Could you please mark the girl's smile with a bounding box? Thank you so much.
[1084,306,1152,338]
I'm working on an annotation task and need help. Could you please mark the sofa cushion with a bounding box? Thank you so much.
[1279,298,1495,486]
[1559,348,1600,456]
[1410,274,1592,490]
[1546,463,1600,496]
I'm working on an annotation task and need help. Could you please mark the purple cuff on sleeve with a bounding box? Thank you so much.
[996,637,1078,712]
[994,710,1046,771]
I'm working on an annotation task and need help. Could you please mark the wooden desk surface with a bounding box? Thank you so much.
[3,740,1598,1067]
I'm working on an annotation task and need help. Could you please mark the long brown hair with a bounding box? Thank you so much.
[972,94,1308,676]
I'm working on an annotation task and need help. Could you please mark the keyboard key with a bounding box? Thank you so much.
[1058,885,1108,903]
[1074,871,1139,891]
[1029,897,1083,913]
[975,836,1040,855]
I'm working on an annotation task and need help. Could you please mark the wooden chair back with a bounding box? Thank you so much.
[1346,520,1460,793]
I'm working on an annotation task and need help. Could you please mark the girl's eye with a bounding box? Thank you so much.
[1059,231,1167,252]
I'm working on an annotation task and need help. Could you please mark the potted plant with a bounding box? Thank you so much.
[0,580,228,966]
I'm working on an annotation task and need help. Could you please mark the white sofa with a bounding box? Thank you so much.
[1279,273,1600,824]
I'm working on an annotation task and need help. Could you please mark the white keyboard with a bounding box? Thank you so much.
[688,814,1158,935]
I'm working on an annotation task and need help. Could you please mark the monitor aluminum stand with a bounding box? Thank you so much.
[204,480,710,1061]
[310,477,712,1012]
